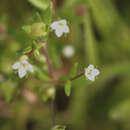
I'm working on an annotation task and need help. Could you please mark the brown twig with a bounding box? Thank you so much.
[70,72,84,81]
[55,72,84,84]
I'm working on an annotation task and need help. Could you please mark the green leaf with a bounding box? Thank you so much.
[68,62,78,78]
[42,2,53,25]
[28,0,49,11]
[34,12,42,22]
[30,12,42,23]
[17,46,32,55]
[32,40,37,50]
[64,80,71,96]
[51,125,66,130]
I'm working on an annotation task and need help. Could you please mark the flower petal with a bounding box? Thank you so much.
[85,71,95,81]
[93,69,100,76]
[50,21,58,30]
[55,29,63,37]
[63,25,69,33]
[20,60,29,65]
[85,72,89,78]
[12,62,20,70]
[85,64,94,74]
[88,64,94,70]
[60,19,67,25]
[27,64,34,72]
[18,67,27,78]
[88,75,95,81]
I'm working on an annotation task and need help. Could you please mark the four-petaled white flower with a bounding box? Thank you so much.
[12,60,34,78]
[85,64,100,81]
[62,45,75,58]
[50,19,69,37]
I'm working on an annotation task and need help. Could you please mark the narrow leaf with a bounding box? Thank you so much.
[17,47,32,55]
[64,80,71,96]
[28,0,49,11]
[43,2,53,25]
[69,62,78,78]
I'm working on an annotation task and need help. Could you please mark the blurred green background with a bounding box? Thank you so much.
[0,0,130,130]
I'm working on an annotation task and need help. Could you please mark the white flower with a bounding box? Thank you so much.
[85,64,100,81]
[50,19,69,37]
[12,60,34,78]
[62,45,75,58]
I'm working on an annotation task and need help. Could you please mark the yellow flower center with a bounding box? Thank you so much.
[58,22,64,26]
[21,63,27,69]
[88,70,93,75]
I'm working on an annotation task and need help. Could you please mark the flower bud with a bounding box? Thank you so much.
[20,55,28,60]
[34,50,40,57]
[36,55,46,63]
[31,22,47,38]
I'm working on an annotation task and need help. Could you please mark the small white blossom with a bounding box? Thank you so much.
[12,60,34,78]
[85,64,100,81]
[62,45,75,58]
[50,19,69,37]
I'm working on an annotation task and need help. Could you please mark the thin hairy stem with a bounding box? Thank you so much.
[43,45,55,80]
[38,72,85,85]
[70,72,84,81]
[43,44,56,126]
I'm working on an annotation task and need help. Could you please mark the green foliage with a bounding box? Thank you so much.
[68,62,78,78]
[42,2,53,26]
[51,125,66,130]
[64,80,71,96]
[1,0,130,130]
[32,65,51,81]
[17,46,32,55]
[28,0,50,11]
